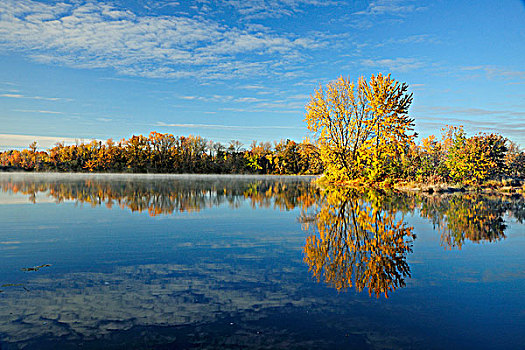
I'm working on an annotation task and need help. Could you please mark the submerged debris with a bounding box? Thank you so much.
[21,264,52,272]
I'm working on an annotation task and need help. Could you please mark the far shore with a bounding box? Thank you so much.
[0,171,319,180]
[1,171,523,196]
[315,175,525,196]
[394,182,524,196]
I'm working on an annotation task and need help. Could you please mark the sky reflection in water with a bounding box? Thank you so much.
[0,173,524,349]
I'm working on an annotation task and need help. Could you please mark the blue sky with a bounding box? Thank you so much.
[0,0,524,150]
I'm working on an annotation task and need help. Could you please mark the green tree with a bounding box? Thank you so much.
[446,132,507,184]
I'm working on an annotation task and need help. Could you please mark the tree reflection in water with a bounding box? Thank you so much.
[301,188,416,298]
[418,194,524,249]
[1,174,524,297]
[0,175,315,215]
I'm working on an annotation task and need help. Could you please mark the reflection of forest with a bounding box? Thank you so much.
[300,188,525,296]
[1,175,522,246]
[1,174,524,298]
[0,175,316,215]
[418,194,525,249]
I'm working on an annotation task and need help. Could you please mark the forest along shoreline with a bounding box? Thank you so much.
[1,74,524,195]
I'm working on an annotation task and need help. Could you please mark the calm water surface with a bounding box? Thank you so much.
[0,173,523,349]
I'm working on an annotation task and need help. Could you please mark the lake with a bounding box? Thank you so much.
[0,173,524,349]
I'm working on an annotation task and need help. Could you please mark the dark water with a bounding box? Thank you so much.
[0,173,523,349]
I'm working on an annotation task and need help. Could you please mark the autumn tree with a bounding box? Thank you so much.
[445,131,507,185]
[123,135,151,172]
[298,138,323,175]
[504,140,525,178]
[149,132,176,172]
[271,139,301,175]
[305,74,415,183]
[245,141,273,173]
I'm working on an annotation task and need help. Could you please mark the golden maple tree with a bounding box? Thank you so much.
[305,73,415,183]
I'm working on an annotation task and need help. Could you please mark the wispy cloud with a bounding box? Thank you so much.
[156,122,297,129]
[461,65,525,82]
[0,133,91,149]
[374,34,439,48]
[353,0,425,16]
[215,96,306,113]
[0,0,327,81]
[0,93,72,101]
[13,109,65,115]
[414,105,525,146]
[220,0,339,20]
[143,0,339,20]
[234,97,264,103]
[178,94,234,102]
[239,84,266,90]
[236,84,277,95]
[415,118,525,146]
[145,1,181,10]
[416,105,525,118]
[348,0,426,29]
[361,57,424,72]
[177,94,266,103]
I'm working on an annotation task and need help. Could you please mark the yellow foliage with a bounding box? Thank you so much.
[305,74,415,184]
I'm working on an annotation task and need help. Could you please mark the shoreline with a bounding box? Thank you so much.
[1,171,522,195]
[0,171,319,181]
[394,181,524,196]
[314,176,525,196]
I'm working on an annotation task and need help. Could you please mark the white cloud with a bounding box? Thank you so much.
[414,105,525,118]
[0,0,326,81]
[219,0,339,20]
[373,34,439,48]
[0,133,92,149]
[361,57,424,72]
[461,65,525,82]
[234,97,264,103]
[347,0,426,29]
[156,122,296,129]
[353,0,425,16]
[239,84,266,90]
[177,94,265,103]
[13,109,65,115]
[414,118,525,147]
[178,94,233,102]
[0,93,71,101]
[412,105,525,147]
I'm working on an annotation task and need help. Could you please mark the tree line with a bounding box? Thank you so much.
[2,73,524,183]
[2,123,523,183]
[0,132,323,175]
